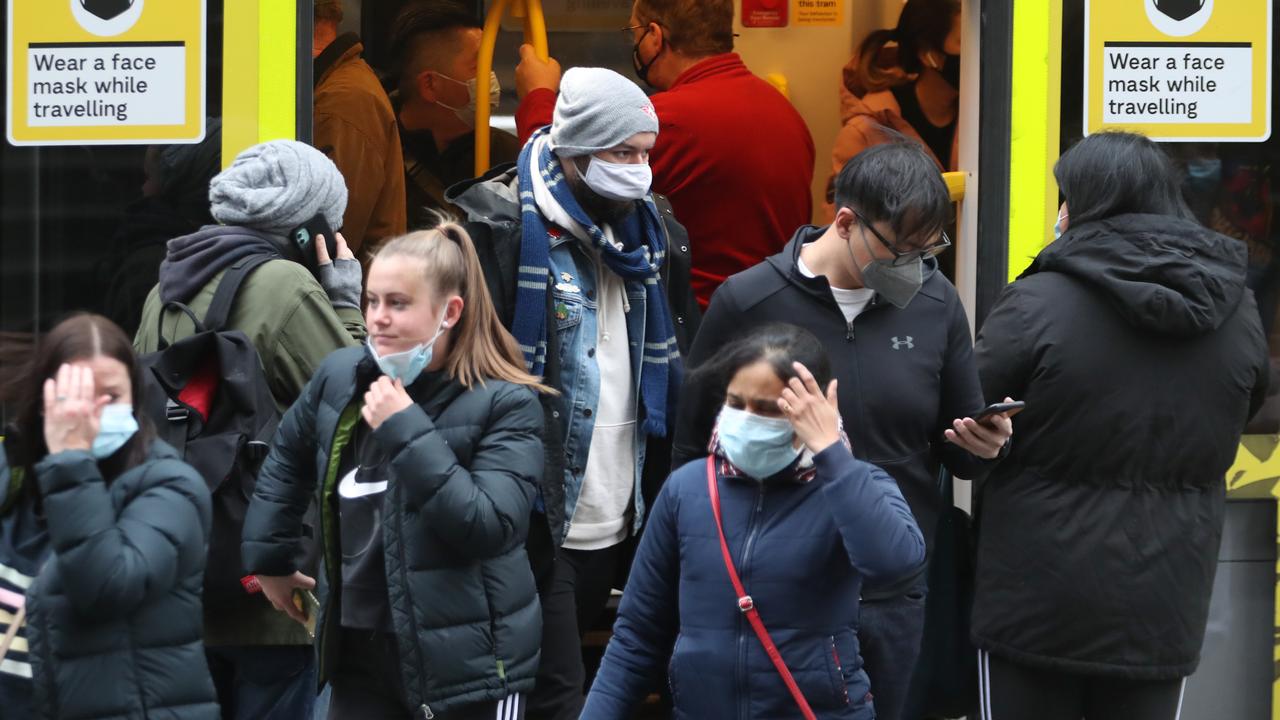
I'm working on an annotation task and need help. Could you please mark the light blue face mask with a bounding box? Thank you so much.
[367,315,449,385]
[1053,211,1068,240]
[717,405,801,480]
[93,403,139,459]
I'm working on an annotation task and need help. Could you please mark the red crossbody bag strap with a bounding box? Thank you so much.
[706,457,817,720]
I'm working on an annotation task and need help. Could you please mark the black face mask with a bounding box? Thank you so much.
[1153,0,1206,22]
[940,53,961,90]
[81,0,133,21]
[632,26,663,89]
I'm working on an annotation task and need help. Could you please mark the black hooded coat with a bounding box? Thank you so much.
[972,213,1270,679]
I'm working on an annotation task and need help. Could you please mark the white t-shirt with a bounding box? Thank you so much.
[797,254,875,324]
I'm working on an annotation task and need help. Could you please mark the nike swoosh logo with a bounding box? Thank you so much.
[337,468,387,499]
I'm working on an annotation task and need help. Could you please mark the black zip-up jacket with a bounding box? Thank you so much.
[972,213,1269,679]
[242,348,544,715]
[679,226,992,596]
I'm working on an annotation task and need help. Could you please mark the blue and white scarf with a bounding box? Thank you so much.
[513,127,681,437]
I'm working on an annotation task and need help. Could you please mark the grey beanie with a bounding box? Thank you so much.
[209,139,348,236]
[549,67,659,158]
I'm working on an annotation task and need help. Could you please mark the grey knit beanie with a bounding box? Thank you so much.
[209,140,347,236]
[549,67,659,158]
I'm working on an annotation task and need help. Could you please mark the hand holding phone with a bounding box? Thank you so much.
[290,213,338,271]
[972,400,1026,424]
[292,588,320,639]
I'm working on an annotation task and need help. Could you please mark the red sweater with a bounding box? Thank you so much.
[517,54,815,308]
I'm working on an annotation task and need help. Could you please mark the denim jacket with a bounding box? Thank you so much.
[547,228,650,537]
[448,165,701,546]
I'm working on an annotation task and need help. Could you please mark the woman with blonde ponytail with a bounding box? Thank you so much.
[242,221,547,719]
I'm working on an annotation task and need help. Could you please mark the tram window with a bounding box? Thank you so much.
[1061,0,1280,433]
[0,1,226,423]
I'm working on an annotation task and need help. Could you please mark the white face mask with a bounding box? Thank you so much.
[435,71,501,128]
[582,156,653,201]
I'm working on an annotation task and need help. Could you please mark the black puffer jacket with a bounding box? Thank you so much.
[242,347,544,715]
[973,213,1270,679]
[18,442,218,720]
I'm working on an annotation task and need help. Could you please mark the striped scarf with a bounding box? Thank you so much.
[513,127,682,437]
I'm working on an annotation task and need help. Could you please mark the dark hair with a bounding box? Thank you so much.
[1054,131,1195,227]
[834,137,951,247]
[634,0,734,57]
[855,0,958,91]
[2,314,154,485]
[683,324,833,453]
[390,1,483,98]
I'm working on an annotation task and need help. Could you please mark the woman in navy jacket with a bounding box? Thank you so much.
[584,324,925,719]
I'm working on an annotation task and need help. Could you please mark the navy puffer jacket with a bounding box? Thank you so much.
[19,442,218,720]
[584,444,925,719]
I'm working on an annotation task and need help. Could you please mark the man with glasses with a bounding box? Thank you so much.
[513,0,814,309]
[676,139,1013,720]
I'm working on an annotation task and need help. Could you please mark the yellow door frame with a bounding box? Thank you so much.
[221,0,298,168]
[1008,2,1280,716]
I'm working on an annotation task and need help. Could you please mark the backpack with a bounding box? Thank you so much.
[138,254,281,605]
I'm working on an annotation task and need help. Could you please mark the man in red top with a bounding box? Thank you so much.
[515,0,816,308]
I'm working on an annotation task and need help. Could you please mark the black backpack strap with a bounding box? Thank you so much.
[203,253,278,332]
[157,301,204,351]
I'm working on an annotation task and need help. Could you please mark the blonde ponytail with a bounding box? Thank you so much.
[373,219,556,395]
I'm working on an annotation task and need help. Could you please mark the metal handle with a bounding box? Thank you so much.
[476,0,549,176]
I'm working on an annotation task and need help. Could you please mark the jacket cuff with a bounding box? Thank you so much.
[813,442,857,476]
[34,450,101,493]
[372,403,433,450]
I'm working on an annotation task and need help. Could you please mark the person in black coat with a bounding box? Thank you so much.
[0,314,217,720]
[972,131,1270,720]
[242,223,549,719]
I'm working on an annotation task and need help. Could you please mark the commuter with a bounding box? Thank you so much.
[680,139,1013,720]
[134,139,363,720]
[832,0,961,182]
[313,0,407,256]
[391,1,522,227]
[972,131,1270,720]
[103,118,223,337]
[447,66,698,719]
[585,323,924,719]
[0,314,217,719]
[241,223,548,719]
[514,0,815,308]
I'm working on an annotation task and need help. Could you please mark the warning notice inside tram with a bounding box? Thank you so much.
[1102,42,1251,124]
[27,42,186,127]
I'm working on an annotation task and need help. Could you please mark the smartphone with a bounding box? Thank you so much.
[971,401,1026,423]
[289,213,337,269]
[292,588,320,639]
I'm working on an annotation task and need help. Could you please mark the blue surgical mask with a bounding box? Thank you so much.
[367,315,450,385]
[436,71,501,129]
[1185,158,1222,196]
[583,156,653,201]
[717,405,801,480]
[1053,211,1068,240]
[92,403,138,459]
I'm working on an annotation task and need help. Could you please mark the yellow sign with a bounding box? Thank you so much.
[794,0,843,27]
[1085,0,1271,141]
[7,0,206,146]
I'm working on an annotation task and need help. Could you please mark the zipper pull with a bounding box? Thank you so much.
[845,322,855,342]
[420,705,434,719]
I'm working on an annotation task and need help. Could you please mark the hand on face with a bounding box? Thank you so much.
[43,363,111,455]
[944,396,1016,459]
[778,362,842,454]
[362,376,414,430]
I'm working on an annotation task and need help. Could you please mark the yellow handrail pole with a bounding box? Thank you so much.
[476,0,550,175]
[475,0,511,176]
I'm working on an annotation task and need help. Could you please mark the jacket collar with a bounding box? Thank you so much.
[669,53,751,90]
[767,224,947,309]
[314,33,362,88]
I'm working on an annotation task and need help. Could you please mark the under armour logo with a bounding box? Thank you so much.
[891,336,914,350]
